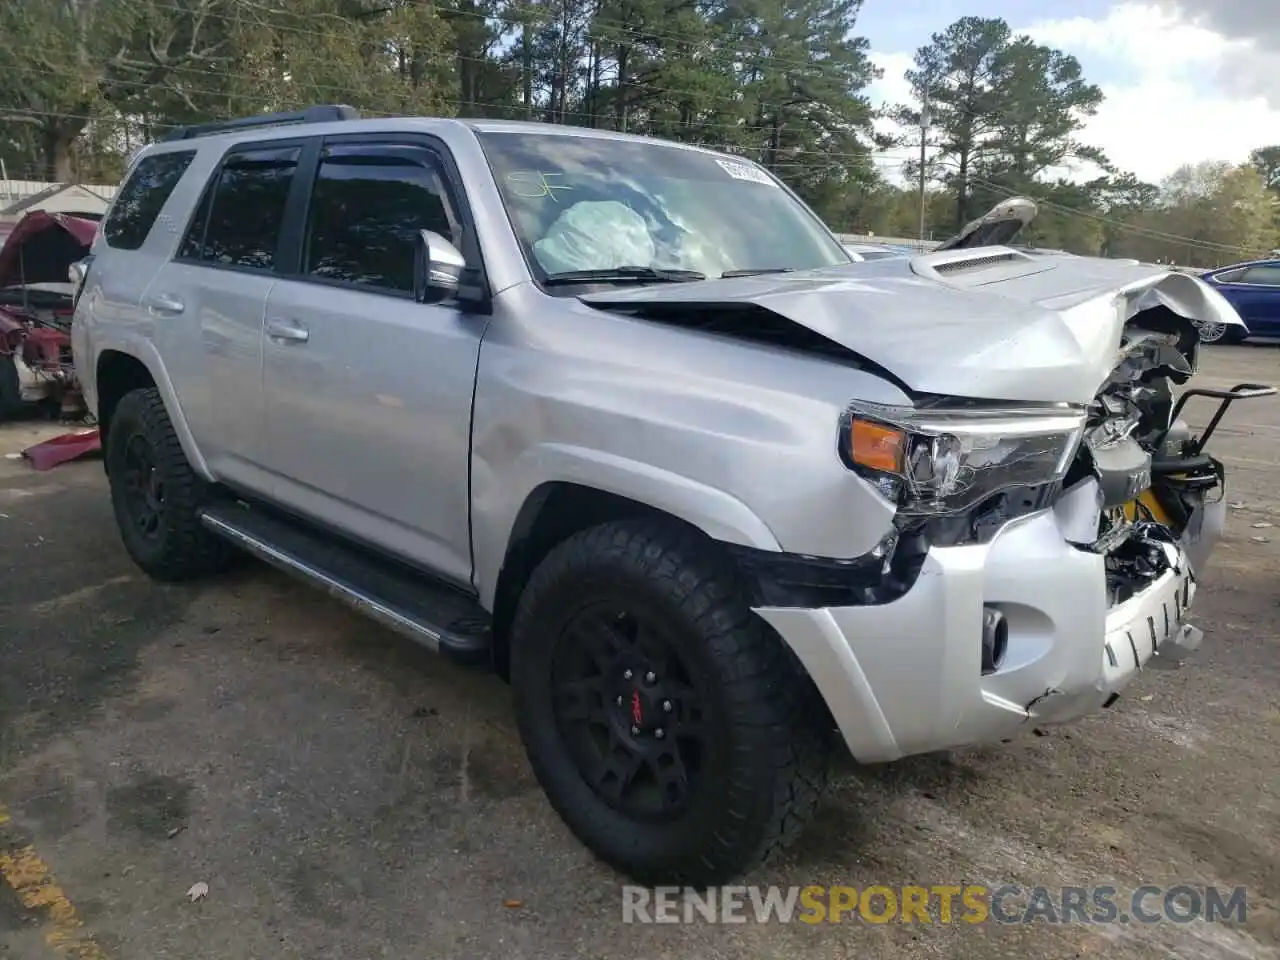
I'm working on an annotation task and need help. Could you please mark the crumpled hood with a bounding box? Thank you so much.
[580,248,1245,404]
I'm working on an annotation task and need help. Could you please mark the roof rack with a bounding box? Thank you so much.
[161,104,361,142]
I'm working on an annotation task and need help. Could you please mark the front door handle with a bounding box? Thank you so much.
[266,318,310,343]
[143,293,185,316]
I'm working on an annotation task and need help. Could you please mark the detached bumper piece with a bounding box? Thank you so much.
[1103,561,1198,681]
[19,428,101,470]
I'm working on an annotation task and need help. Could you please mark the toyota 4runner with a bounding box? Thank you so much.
[71,105,1272,887]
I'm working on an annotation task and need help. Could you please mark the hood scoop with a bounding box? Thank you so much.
[932,251,1021,274]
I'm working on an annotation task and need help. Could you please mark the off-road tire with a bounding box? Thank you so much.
[510,519,833,886]
[106,387,232,582]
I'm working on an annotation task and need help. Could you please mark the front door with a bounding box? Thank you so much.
[261,137,486,587]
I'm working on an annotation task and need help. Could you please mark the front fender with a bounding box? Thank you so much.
[472,442,782,609]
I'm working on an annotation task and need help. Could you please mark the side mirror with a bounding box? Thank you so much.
[413,229,466,303]
[69,255,93,309]
[68,256,91,289]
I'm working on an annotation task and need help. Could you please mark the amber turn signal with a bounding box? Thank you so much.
[848,419,906,473]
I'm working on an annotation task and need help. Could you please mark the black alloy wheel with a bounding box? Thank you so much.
[120,432,167,542]
[551,603,709,821]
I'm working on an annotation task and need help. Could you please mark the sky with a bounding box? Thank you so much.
[860,0,1280,187]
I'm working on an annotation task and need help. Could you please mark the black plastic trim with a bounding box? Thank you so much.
[727,530,929,609]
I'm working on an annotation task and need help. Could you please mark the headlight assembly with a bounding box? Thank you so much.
[839,401,1086,517]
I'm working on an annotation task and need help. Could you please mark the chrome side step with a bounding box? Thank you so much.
[199,503,491,662]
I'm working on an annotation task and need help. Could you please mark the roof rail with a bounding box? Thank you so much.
[161,104,361,142]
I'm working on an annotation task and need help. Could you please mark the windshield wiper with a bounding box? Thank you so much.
[543,266,707,286]
[719,267,799,278]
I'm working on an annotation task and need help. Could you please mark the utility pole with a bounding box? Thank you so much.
[917,83,931,247]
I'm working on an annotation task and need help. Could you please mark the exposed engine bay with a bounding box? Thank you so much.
[1056,304,1270,604]
[0,210,95,422]
[0,299,78,403]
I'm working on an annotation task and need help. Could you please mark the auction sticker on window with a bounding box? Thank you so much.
[715,159,776,186]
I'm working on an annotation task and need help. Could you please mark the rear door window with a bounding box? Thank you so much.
[300,142,459,295]
[180,145,301,271]
[103,150,196,250]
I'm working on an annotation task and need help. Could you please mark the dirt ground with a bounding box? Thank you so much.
[1,346,1279,960]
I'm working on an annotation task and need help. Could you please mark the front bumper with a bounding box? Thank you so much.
[754,510,1203,764]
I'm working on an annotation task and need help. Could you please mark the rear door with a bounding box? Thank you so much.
[142,140,311,492]
[259,135,488,586]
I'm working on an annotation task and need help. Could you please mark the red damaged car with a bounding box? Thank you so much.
[0,210,97,420]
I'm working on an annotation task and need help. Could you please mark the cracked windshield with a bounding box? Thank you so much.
[478,131,850,280]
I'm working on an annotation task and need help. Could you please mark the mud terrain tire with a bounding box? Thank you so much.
[106,387,232,581]
[510,519,833,886]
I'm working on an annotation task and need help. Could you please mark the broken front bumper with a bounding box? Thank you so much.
[753,509,1205,764]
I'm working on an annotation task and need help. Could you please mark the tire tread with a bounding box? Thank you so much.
[510,518,832,886]
[107,387,231,582]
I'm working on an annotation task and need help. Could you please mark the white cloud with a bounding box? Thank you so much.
[866,2,1280,187]
[866,51,918,184]
[1153,0,1280,108]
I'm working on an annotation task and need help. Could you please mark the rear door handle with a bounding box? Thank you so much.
[266,318,310,343]
[143,293,185,316]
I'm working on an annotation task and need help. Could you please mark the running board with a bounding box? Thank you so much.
[199,503,491,662]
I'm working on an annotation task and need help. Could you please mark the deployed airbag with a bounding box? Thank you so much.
[532,201,654,274]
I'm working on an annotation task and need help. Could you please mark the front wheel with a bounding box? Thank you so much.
[510,520,833,886]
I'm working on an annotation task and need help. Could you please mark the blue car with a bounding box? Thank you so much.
[1199,259,1280,342]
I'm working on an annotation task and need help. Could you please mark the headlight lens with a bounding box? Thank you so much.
[840,401,1086,517]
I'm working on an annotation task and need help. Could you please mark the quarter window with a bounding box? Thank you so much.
[301,143,459,294]
[103,150,196,250]
[180,145,300,270]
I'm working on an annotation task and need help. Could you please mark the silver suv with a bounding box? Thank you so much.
[72,105,1268,886]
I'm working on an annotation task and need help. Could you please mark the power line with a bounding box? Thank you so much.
[1,85,1264,258]
[141,0,867,83]
[112,1,885,121]
[959,170,1268,257]
[0,55,883,150]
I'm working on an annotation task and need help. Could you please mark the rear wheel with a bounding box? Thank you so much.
[106,387,232,581]
[510,519,833,886]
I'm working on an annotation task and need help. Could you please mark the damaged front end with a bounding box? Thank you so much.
[0,210,96,422]
[0,307,82,413]
[1054,308,1273,607]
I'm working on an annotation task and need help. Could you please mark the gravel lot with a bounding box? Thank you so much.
[2,346,1279,960]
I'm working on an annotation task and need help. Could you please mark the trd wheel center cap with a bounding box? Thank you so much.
[615,680,671,737]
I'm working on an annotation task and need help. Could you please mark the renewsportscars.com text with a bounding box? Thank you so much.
[621,884,1248,925]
